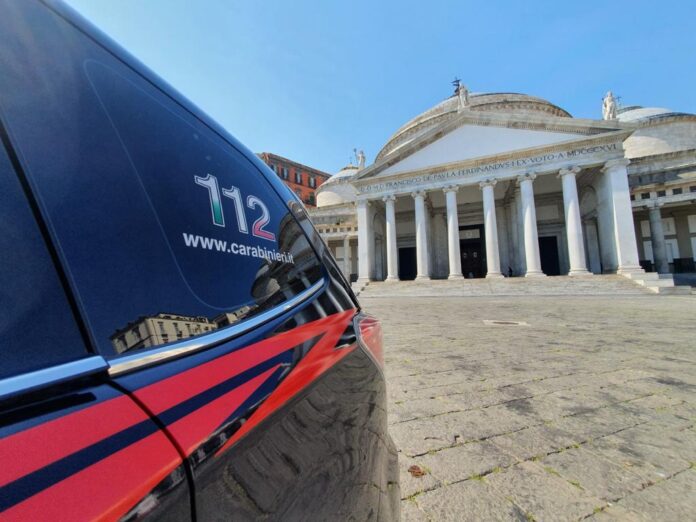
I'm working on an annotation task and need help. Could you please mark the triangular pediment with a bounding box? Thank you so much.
[356,112,629,181]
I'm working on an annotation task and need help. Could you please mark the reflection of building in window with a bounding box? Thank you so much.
[213,305,253,328]
[111,313,216,354]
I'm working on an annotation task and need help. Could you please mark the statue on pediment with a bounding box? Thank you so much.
[457,82,470,111]
[354,148,366,169]
[602,91,617,120]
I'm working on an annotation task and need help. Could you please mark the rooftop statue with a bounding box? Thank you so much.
[457,82,470,112]
[602,91,617,120]
[354,148,366,169]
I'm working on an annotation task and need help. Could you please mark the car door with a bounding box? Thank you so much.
[0,3,397,520]
[0,133,191,521]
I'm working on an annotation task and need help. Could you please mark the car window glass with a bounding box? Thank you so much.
[0,3,322,358]
[0,143,88,379]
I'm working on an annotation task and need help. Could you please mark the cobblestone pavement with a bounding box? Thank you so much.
[360,294,696,522]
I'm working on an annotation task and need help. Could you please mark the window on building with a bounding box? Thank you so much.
[295,170,302,184]
[690,186,696,193]
[268,163,275,173]
[309,176,316,188]
[672,188,683,195]
[295,189,303,199]
[157,321,169,342]
[657,190,666,197]
[282,166,289,180]
[308,193,316,205]
[640,193,650,200]
[132,327,141,340]
[630,194,635,201]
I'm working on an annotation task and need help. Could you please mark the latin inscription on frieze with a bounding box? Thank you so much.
[358,143,619,194]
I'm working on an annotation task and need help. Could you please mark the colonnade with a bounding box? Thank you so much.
[356,159,642,282]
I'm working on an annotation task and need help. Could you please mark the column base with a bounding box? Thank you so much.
[448,273,464,280]
[385,275,400,282]
[617,265,645,275]
[524,271,547,278]
[415,275,431,281]
[568,269,591,276]
[485,272,504,279]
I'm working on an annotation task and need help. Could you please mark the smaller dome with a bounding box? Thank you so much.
[316,164,359,207]
[617,106,672,122]
[333,164,359,179]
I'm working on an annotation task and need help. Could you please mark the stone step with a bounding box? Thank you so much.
[632,278,675,287]
[356,275,657,297]
[620,273,692,295]
[647,285,693,295]
[622,272,660,281]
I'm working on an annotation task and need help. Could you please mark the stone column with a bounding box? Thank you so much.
[343,236,352,280]
[479,179,503,278]
[647,200,669,273]
[383,194,399,281]
[412,190,430,280]
[518,173,545,277]
[559,167,590,275]
[356,200,373,282]
[443,186,463,279]
[601,159,644,274]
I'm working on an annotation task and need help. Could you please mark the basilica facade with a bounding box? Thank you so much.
[308,90,696,287]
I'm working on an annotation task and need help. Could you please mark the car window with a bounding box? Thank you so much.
[0,141,88,379]
[0,2,323,358]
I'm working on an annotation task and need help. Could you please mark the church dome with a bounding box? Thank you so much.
[619,105,696,158]
[617,106,673,122]
[376,92,571,160]
[316,164,359,207]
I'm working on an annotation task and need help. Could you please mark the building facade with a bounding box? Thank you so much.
[257,152,330,207]
[111,312,217,354]
[309,91,696,285]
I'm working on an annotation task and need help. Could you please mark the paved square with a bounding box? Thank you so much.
[361,294,696,521]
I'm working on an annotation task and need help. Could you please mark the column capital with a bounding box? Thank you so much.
[517,172,537,184]
[602,158,630,172]
[645,199,664,210]
[356,198,371,208]
[411,190,427,199]
[443,185,459,194]
[558,166,581,178]
[479,178,497,189]
[382,194,396,203]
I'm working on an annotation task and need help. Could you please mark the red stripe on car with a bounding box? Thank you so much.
[216,309,356,455]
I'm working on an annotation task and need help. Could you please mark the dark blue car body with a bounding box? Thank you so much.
[0,1,399,519]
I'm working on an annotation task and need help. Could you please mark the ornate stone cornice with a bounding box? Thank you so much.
[368,109,629,177]
[645,199,664,209]
[356,128,631,188]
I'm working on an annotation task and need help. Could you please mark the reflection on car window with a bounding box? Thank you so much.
[0,145,87,378]
[0,16,322,358]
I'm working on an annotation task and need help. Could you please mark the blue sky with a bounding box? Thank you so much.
[67,0,695,174]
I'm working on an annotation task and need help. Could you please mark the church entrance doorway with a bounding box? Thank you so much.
[459,224,485,278]
[539,236,561,275]
[398,247,417,280]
